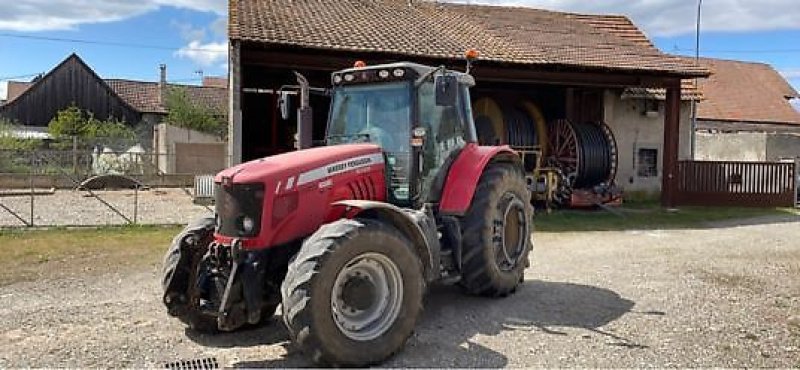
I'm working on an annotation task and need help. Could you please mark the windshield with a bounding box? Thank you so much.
[327,81,413,204]
[327,82,411,153]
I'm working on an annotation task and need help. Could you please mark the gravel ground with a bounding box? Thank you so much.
[0,189,212,226]
[0,216,798,367]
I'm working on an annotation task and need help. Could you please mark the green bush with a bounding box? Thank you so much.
[47,104,137,146]
[164,87,226,139]
[48,105,88,138]
[0,119,38,151]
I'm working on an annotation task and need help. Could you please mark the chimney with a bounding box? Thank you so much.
[159,64,167,105]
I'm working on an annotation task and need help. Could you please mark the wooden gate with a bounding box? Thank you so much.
[675,160,796,207]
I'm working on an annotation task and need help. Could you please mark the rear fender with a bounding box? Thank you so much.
[439,143,522,216]
[333,200,440,282]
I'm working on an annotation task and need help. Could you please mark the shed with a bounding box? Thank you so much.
[228,0,710,205]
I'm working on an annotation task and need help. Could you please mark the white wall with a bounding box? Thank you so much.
[696,130,800,162]
[695,131,767,161]
[153,123,226,174]
[604,90,692,193]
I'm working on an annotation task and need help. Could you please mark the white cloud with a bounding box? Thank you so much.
[175,40,227,67]
[0,0,225,32]
[446,0,800,37]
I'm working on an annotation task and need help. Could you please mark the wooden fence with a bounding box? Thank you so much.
[675,160,797,207]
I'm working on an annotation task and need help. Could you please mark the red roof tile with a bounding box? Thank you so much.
[230,0,709,78]
[697,58,800,125]
[105,80,228,115]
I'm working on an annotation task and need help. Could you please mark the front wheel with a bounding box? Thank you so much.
[281,218,424,366]
[460,162,533,296]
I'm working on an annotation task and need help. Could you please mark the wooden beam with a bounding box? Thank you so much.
[241,47,678,88]
[229,40,243,166]
[661,79,682,207]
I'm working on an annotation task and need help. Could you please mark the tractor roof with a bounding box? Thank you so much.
[337,62,476,86]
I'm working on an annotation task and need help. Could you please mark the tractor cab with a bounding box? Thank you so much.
[325,62,478,207]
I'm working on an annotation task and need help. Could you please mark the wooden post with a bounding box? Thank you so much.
[72,135,78,174]
[661,79,682,208]
[228,40,243,166]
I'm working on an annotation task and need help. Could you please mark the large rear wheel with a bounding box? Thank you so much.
[460,162,533,296]
[281,218,424,366]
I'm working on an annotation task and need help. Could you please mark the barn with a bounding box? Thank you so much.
[226,0,710,206]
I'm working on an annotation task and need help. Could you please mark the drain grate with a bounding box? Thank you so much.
[164,357,220,370]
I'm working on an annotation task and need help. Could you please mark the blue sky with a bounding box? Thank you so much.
[1,0,799,105]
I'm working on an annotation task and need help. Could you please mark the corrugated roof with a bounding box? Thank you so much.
[697,58,800,125]
[230,0,709,78]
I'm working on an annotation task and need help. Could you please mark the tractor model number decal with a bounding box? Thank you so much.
[297,153,384,186]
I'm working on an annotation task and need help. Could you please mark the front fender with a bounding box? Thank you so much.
[439,143,521,216]
[333,200,440,282]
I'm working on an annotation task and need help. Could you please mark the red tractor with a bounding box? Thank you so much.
[161,60,533,366]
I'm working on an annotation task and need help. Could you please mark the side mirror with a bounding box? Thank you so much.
[434,74,458,106]
[278,91,292,120]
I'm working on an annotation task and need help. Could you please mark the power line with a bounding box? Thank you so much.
[0,73,42,81]
[0,33,227,53]
[672,46,800,54]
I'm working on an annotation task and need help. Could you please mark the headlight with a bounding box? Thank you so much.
[333,75,343,84]
[378,70,390,78]
[241,216,255,233]
[344,74,355,82]
[393,68,405,77]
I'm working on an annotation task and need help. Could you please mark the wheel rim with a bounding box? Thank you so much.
[496,193,527,271]
[331,252,404,341]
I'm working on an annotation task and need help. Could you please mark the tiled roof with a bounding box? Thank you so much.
[697,58,800,125]
[230,0,708,78]
[105,80,228,115]
[622,80,703,101]
[567,14,655,49]
[5,81,34,102]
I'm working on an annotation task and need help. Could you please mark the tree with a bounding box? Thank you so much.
[164,86,227,139]
[47,105,136,146]
[48,104,89,137]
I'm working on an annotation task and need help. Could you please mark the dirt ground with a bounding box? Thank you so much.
[0,215,798,368]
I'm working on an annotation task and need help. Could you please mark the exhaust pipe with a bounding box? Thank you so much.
[294,71,313,150]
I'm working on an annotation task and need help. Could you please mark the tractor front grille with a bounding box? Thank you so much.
[215,182,265,237]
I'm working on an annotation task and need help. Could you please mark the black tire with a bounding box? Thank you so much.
[461,162,533,296]
[281,218,424,366]
[161,216,219,332]
[162,217,280,333]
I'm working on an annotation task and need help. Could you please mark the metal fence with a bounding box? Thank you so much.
[0,142,228,227]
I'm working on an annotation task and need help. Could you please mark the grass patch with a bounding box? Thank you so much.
[535,206,798,233]
[0,225,182,285]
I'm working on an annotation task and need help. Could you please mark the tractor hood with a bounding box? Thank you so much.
[214,143,387,249]
[215,143,383,186]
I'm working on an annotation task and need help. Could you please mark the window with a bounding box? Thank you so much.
[637,148,659,177]
[417,81,467,203]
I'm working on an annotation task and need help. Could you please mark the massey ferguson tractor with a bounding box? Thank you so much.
[161,57,533,366]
